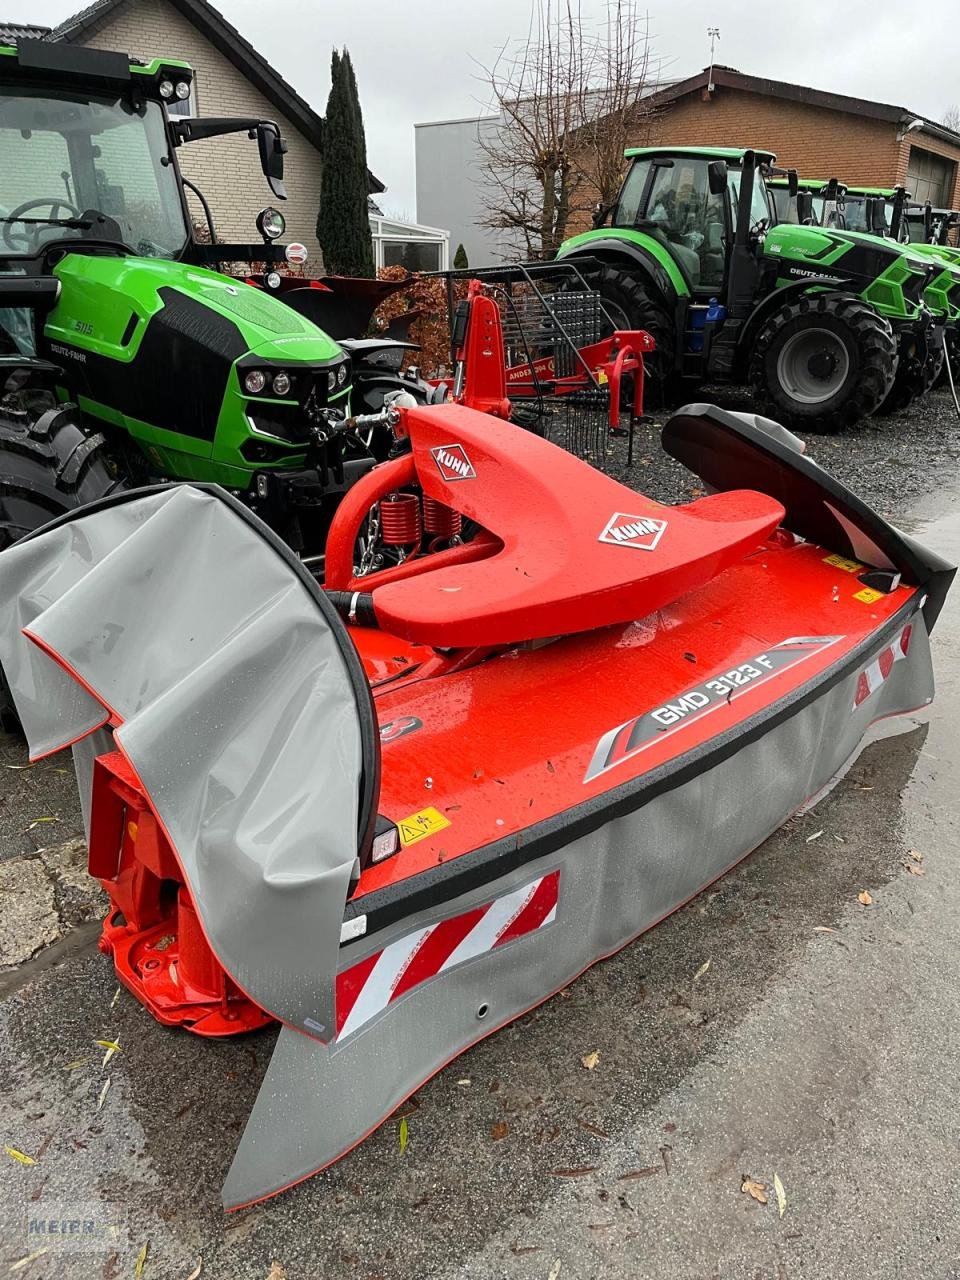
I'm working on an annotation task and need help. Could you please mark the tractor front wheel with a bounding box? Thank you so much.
[750,292,897,433]
[0,405,128,725]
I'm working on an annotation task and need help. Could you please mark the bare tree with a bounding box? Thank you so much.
[476,1,663,259]
[944,104,960,133]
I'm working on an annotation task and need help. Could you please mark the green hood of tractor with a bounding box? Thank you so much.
[763,223,938,320]
[43,255,348,487]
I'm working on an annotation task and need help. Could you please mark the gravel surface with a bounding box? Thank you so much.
[545,385,960,521]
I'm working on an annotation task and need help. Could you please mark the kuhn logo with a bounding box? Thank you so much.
[598,512,667,551]
[431,443,476,481]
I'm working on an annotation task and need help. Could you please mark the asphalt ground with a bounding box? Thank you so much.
[1,389,959,1279]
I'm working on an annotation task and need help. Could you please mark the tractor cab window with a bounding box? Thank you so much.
[613,159,651,227]
[643,158,726,290]
[728,170,772,237]
[0,88,189,260]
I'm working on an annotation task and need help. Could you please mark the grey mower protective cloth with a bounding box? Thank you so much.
[221,604,935,1208]
[0,486,364,1040]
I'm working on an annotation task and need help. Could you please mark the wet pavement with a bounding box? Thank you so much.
[1,460,960,1279]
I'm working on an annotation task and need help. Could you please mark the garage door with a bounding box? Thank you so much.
[906,147,955,205]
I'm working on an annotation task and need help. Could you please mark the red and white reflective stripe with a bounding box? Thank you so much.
[853,625,912,709]
[335,870,560,1041]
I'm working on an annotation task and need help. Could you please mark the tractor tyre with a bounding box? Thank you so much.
[921,340,945,395]
[0,405,129,726]
[580,266,677,408]
[750,292,897,434]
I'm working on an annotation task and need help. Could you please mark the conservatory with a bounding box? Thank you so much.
[369,213,450,273]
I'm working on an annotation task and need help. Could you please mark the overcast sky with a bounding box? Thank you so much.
[6,0,959,215]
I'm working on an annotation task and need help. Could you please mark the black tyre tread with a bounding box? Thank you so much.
[582,266,677,407]
[749,291,897,434]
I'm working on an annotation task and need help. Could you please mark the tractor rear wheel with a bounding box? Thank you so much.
[750,292,897,433]
[0,405,129,725]
[581,266,676,407]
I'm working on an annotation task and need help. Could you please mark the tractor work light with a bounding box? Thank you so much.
[371,819,400,864]
[244,370,267,394]
[175,81,191,100]
[265,271,282,290]
[257,208,286,241]
[271,371,292,397]
[159,79,174,99]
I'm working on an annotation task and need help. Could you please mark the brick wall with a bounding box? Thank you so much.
[566,83,960,236]
[82,0,325,267]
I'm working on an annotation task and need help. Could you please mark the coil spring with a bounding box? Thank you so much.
[422,495,462,539]
[379,492,422,545]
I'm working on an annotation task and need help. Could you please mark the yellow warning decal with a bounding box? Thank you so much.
[853,587,884,604]
[397,806,452,847]
[823,553,863,573]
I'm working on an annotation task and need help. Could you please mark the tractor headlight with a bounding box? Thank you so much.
[244,370,267,394]
[175,80,191,100]
[337,363,348,386]
[327,369,337,392]
[256,207,286,241]
[272,371,292,397]
[159,79,174,99]
[265,271,282,290]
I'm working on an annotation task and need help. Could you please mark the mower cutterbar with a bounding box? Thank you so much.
[0,400,952,1208]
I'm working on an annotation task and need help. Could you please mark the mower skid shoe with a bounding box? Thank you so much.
[224,612,933,1208]
[0,484,375,1041]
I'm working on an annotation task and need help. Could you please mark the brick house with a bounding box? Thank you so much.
[2,0,385,267]
[639,66,960,208]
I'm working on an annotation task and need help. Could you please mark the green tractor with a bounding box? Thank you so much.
[768,175,960,401]
[557,146,942,431]
[0,39,434,568]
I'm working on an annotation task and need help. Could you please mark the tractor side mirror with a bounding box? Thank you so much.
[787,170,799,198]
[257,123,288,201]
[707,160,728,196]
[797,191,814,223]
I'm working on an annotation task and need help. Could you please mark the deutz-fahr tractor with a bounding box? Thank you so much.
[768,175,960,402]
[557,146,943,431]
[0,39,435,571]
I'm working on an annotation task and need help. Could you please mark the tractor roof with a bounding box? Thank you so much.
[843,186,900,198]
[623,144,777,165]
[767,176,829,190]
[0,38,191,84]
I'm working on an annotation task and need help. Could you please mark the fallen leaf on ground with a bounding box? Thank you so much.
[96,1079,110,1111]
[774,1172,787,1218]
[693,958,711,982]
[857,890,873,906]
[741,1176,768,1205]
[805,830,824,843]
[577,1120,609,1139]
[490,1122,509,1141]
[399,1116,408,1155]
[905,863,925,876]
[547,1260,562,1280]
[813,926,836,934]
[551,1166,599,1178]
[110,987,122,1010]
[909,849,924,863]
[134,1242,148,1278]
[266,1265,287,1280]
[509,1242,539,1256]
[456,1078,471,1087]
[8,1248,49,1273]
[97,1039,121,1068]
[581,1051,600,1071]
[66,1058,89,1070]
[183,1263,202,1280]
[618,1165,660,1180]
[3,1146,35,1166]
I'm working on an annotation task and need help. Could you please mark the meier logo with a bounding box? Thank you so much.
[431,443,476,481]
[598,511,667,551]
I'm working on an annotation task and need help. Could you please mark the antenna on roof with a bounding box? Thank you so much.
[707,28,720,93]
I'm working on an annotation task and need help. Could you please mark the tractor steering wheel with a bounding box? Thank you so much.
[2,197,82,253]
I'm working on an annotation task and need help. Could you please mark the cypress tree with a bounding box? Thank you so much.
[317,49,375,277]
[453,243,469,269]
